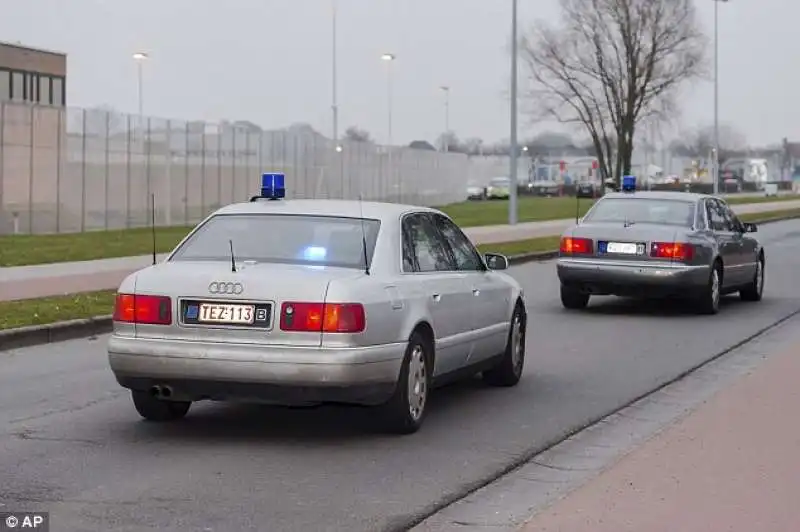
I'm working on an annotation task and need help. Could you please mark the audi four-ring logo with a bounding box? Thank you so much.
[208,281,244,295]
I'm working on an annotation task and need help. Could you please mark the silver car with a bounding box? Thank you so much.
[108,198,527,434]
[556,191,765,314]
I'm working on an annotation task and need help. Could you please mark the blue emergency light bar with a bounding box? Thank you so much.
[255,172,286,200]
[621,175,636,192]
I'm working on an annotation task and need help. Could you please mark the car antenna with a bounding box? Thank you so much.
[150,193,157,265]
[228,239,237,272]
[575,191,580,224]
[358,194,370,275]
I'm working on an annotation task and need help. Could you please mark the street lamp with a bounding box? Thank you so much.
[381,53,396,146]
[508,0,519,225]
[132,52,148,120]
[331,0,339,148]
[440,85,450,152]
[712,0,729,195]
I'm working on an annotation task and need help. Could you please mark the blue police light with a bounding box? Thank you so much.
[621,175,636,193]
[260,172,286,200]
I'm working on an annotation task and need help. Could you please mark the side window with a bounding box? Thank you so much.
[721,204,743,232]
[706,199,733,232]
[401,222,417,272]
[431,214,483,271]
[403,214,453,272]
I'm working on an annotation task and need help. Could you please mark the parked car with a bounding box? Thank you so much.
[486,177,511,199]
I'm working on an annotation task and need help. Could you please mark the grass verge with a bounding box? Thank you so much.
[0,290,116,330]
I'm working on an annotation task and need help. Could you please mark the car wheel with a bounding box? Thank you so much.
[131,390,191,422]
[483,304,526,387]
[379,331,432,435]
[740,254,765,302]
[560,284,589,310]
[696,262,722,314]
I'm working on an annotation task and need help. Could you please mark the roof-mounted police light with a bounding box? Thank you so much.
[251,172,286,201]
[621,175,636,193]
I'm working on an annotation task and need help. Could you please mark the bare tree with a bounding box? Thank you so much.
[669,123,747,161]
[344,126,372,143]
[520,0,707,185]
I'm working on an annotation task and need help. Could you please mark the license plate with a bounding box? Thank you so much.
[198,303,255,324]
[606,242,640,254]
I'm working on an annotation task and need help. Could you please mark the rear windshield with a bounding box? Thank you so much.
[170,214,381,269]
[583,198,696,227]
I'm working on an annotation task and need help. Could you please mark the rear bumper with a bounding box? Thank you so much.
[557,258,710,296]
[107,335,405,405]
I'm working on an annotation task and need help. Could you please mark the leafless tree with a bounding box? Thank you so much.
[669,123,748,161]
[520,0,707,184]
[344,126,372,143]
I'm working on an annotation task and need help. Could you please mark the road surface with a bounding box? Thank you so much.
[2,220,800,532]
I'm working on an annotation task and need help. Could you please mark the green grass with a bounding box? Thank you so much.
[739,208,800,223]
[0,290,116,330]
[725,194,800,205]
[440,196,595,227]
[476,236,562,257]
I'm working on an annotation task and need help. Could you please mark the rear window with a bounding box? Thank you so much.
[583,198,696,227]
[170,214,381,269]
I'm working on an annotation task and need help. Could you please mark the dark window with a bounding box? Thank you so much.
[403,213,453,272]
[706,199,733,232]
[401,222,417,272]
[720,202,744,232]
[0,70,9,101]
[170,213,380,270]
[430,213,483,271]
[25,72,37,102]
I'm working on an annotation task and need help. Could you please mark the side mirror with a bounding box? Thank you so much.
[484,253,509,270]
[742,222,758,233]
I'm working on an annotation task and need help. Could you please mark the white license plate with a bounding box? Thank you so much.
[606,242,639,254]
[198,303,255,324]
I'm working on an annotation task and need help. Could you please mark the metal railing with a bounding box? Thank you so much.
[0,102,523,234]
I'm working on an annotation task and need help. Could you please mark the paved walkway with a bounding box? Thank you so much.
[519,342,800,532]
[1,199,799,301]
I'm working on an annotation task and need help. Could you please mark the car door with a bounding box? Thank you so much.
[705,198,745,287]
[722,202,759,281]
[430,213,510,364]
[401,213,473,377]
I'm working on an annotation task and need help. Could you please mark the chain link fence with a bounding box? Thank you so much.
[0,102,524,235]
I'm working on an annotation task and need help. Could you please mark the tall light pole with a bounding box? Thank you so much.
[331,0,339,149]
[712,0,728,195]
[132,52,148,121]
[440,85,450,152]
[381,53,396,200]
[508,0,519,225]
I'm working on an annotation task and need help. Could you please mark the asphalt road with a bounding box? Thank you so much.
[3,220,800,532]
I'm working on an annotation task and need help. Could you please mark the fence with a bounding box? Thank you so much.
[0,102,524,235]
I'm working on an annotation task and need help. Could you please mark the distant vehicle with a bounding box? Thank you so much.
[528,179,560,196]
[556,178,765,314]
[575,181,598,198]
[467,182,487,201]
[107,173,527,434]
[486,177,511,199]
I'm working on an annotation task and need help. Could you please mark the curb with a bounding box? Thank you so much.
[1,212,798,352]
[0,315,112,351]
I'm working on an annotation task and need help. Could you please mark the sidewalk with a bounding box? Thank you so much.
[519,342,800,532]
[2,198,800,302]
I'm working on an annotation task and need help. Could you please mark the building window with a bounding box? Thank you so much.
[11,72,24,101]
[52,77,64,106]
[0,70,9,101]
[26,72,38,102]
[39,75,51,105]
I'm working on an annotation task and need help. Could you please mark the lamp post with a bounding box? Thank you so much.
[440,85,450,152]
[712,0,728,195]
[508,0,519,225]
[331,0,339,149]
[381,53,396,200]
[132,52,148,121]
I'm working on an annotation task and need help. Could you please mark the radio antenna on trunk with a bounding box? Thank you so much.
[229,239,237,272]
[358,195,370,275]
[150,193,157,265]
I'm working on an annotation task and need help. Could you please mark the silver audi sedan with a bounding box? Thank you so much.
[557,191,765,314]
[108,195,527,434]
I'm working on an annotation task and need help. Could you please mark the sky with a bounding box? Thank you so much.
[1,0,796,147]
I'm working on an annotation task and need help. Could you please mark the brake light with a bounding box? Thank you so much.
[280,302,366,333]
[113,294,172,325]
[560,237,593,255]
[650,242,693,261]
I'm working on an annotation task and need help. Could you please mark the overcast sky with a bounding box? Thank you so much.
[1,0,795,147]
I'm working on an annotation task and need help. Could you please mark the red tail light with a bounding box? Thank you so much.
[280,302,366,333]
[113,294,172,325]
[650,242,693,261]
[560,237,593,255]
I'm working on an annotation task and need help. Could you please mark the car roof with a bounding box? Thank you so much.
[211,198,440,221]
[600,191,711,203]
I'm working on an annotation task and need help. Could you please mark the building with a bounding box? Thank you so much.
[0,40,66,106]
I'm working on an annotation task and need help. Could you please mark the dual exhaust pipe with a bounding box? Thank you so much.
[149,384,173,399]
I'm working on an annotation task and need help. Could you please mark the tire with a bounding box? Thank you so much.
[560,284,589,310]
[740,254,765,302]
[696,261,722,315]
[131,390,191,422]
[483,304,526,387]
[379,331,432,435]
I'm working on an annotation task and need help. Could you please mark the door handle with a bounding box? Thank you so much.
[472,288,480,296]
[432,294,441,302]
